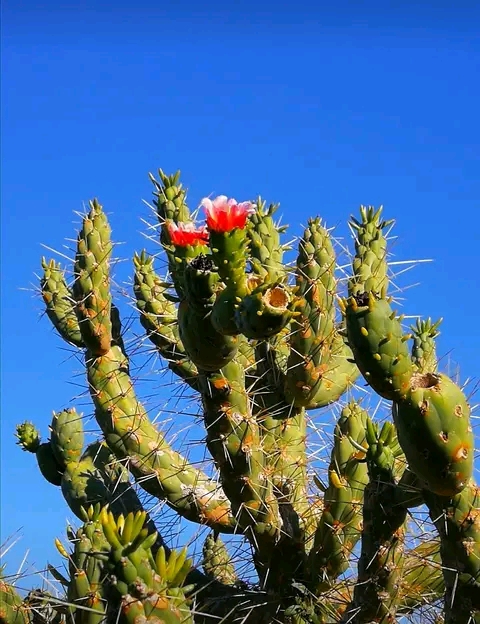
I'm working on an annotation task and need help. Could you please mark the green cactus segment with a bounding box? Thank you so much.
[247,198,288,283]
[16,423,63,486]
[235,282,293,340]
[411,317,442,373]
[199,359,279,537]
[344,294,413,401]
[343,419,408,624]
[133,251,199,386]
[0,573,31,624]
[40,258,84,348]
[348,205,393,299]
[202,532,238,586]
[310,402,370,588]
[150,169,191,236]
[285,219,358,407]
[392,372,474,497]
[50,408,84,468]
[87,345,236,531]
[424,482,480,623]
[178,256,239,371]
[208,220,252,336]
[150,170,192,299]
[15,422,40,452]
[73,199,113,356]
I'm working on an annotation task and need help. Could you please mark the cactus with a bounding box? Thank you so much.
[8,171,479,624]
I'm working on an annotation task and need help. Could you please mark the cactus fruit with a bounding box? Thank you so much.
[10,169,479,624]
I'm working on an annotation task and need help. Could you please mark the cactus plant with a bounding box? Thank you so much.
[7,169,479,624]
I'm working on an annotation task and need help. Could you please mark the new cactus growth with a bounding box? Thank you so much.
[9,170,479,624]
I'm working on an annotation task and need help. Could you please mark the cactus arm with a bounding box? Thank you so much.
[247,197,289,283]
[178,255,239,371]
[40,258,84,347]
[341,420,409,624]
[409,320,479,623]
[201,196,255,335]
[150,169,192,298]
[16,422,63,486]
[309,401,370,589]
[16,414,167,550]
[423,483,480,623]
[87,345,236,531]
[343,206,414,401]
[199,359,278,541]
[72,199,113,356]
[285,218,358,408]
[133,250,199,389]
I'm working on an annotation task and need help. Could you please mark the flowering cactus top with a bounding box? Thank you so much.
[201,195,256,233]
[167,222,209,247]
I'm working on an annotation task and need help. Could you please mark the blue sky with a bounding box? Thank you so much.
[2,0,479,592]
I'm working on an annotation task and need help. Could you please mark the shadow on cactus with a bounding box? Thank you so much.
[6,170,479,624]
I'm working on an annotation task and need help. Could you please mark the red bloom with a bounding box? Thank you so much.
[201,195,256,233]
[167,221,209,247]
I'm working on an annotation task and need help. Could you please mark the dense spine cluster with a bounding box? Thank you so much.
[6,171,478,624]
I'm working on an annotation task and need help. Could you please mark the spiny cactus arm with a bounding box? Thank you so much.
[50,408,84,468]
[0,571,32,624]
[409,322,479,620]
[149,169,198,300]
[392,373,474,497]
[348,205,393,299]
[40,258,84,348]
[392,314,473,497]
[285,219,358,408]
[341,419,409,624]
[16,415,167,550]
[40,258,126,360]
[201,195,256,335]
[178,255,239,371]
[150,169,191,232]
[423,482,480,624]
[87,345,237,532]
[247,197,289,283]
[72,199,113,356]
[16,422,63,486]
[251,338,310,519]
[132,250,200,389]
[309,401,370,589]
[199,359,279,541]
[343,206,414,401]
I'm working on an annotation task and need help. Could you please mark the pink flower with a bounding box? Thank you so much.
[167,222,209,247]
[201,195,256,233]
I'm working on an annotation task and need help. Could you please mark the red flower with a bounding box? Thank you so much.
[201,195,256,233]
[167,222,209,247]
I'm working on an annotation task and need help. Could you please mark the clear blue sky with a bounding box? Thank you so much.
[2,0,479,591]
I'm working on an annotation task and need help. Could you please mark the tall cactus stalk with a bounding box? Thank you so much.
[8,171,478,624]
